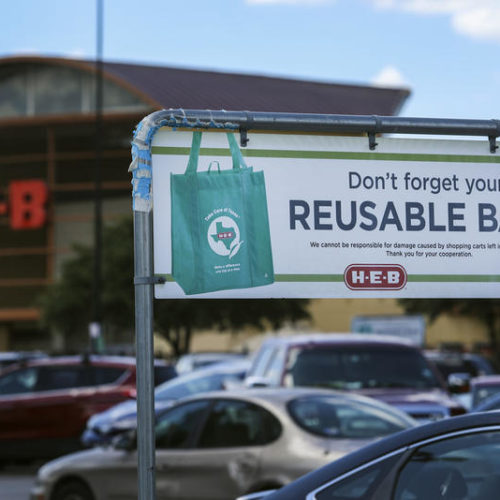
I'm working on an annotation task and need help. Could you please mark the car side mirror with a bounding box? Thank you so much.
[447,372,471,394]
[244,376,270,388]
[113,429,137,451]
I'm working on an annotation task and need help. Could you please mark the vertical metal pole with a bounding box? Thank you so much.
[133,210,156,500]
[91,0,104,352]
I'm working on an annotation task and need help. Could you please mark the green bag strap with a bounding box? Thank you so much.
[185,131,202,175]
[185,132,248,174]
[227,133,249,170]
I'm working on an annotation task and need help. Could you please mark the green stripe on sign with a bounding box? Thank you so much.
[408,275,500,282]
[156,274,500,284]
[151,146,500,164]
[274,274,344,282]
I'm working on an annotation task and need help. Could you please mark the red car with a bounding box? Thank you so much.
[0,354,176,462]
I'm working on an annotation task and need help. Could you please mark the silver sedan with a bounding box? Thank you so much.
[31,388,416,500]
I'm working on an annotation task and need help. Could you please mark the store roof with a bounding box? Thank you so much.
[0,56,410,117]
[101,60,410,116]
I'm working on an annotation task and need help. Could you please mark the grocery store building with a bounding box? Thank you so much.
[5,54,465,353]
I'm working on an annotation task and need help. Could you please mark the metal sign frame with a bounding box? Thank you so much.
[130,109,499,500]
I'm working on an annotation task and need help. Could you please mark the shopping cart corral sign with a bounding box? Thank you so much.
[147,124,500,298]
[129,110,499,500]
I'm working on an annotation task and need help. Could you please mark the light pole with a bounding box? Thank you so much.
[90,0,104,353]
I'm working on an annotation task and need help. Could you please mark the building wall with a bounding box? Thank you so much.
[187,298,489,354]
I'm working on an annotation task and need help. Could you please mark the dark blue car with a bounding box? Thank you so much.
[238,411,500,500]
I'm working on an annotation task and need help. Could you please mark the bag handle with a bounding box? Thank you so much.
[185,131,202,175]
[226,133,249,171]
[184,131,248,175]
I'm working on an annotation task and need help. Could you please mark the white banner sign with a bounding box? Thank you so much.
[151,129,500,298]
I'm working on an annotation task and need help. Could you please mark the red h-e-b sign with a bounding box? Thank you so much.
[0,180,49,230]
[344,264,407,290]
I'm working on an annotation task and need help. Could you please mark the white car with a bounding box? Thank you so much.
[31,388,415,500]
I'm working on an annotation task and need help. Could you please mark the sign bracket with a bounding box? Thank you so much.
[489,135,498,154]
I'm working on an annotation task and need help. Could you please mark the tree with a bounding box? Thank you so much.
[398,298,500,354]
[39,216,310,356]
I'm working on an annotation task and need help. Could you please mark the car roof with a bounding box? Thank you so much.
[472,375,500,385]
[155,359,250,392]
[169,386,417,418]
[260,333,415,347]
[265,411,500,499]
[0,354,160,372]
[178,352,245,360]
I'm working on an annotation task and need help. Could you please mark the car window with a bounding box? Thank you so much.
[36,366,89,391]
[91,366,129,386]
[284,347,440,390]
[155,372,227,401]
[476,394,500,412]
[394,430,500,500]
[263,346,287,385]
[198,399,281,448]
[431,357,479,378]
[154,365,177,386]
[155,400,209,449]
[0,366,39,395]
[248,345,277,378]
[288,396,411,439]
[473,385,500,407]
[313,453,401,499]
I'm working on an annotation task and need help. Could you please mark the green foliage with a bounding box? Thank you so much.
[398,298,500,350]
[39,216,311,355]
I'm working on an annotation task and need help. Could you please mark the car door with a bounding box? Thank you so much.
[154,399,212,500]
[310,428,500,500]
[156,398,269,500]
[0,364,89,444]
[175,399,268,500]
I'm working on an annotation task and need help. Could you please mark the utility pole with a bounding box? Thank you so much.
[90,0,104,353]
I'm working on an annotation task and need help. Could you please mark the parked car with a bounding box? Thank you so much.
[31,387,416,500]
[237,410,500,500]
[468,374,500,408]
[82,359,250,446]
[0,354,176,462]
[424,349,495,380]
[424,350,497,410]
[245,334,466,422]
[175,351,248,375]
[471,390,500,412]
[0,350,48,371]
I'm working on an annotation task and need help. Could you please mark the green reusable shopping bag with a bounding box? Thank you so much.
[170,131,274,295]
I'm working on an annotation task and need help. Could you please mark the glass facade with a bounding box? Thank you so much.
[0,63,147,118]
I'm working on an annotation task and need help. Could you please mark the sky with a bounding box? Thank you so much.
[2,0,499,120]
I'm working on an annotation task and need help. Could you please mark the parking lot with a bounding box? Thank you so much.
[0,464,39,500]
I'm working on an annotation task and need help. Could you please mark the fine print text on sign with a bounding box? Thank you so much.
[151,129,500,299]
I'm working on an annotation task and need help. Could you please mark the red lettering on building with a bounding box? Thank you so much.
[8,180,49,230]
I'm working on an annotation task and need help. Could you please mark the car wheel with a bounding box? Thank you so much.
[52,480,95,500]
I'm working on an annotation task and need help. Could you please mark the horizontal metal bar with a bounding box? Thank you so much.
[134,275,166,285]
[151,109,500,138]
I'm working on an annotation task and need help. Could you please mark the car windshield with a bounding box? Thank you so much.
[284,346,440,390]
[431,357,479,378]
[155,372,227,401]
[288,395,412,439]
[473,385,500,407]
